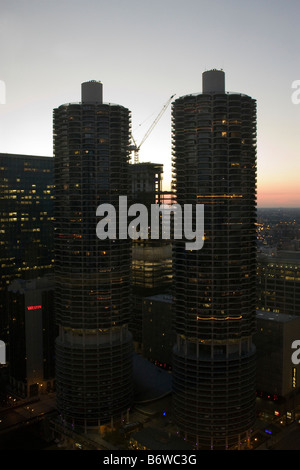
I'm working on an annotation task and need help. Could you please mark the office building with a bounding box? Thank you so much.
[7,275,56,397]
[254,310,300,422]
[131,239,172,350]
[171,70,257,449]
[53,81,133,431]
[0,153,54,341]
[130,162,163,206]
[142,294,174,368]
[130,162,172,350]
[257,251,300,316]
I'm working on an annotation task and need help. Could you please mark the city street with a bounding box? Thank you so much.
[272,422,300,450]
[256,422,300,450]
[0,394,56,435]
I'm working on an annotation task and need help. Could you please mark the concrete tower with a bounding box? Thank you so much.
[171,70,257,449]
[53,81,133,431]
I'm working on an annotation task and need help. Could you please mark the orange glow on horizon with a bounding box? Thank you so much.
[257,178,300,208]
[163,178,299,208]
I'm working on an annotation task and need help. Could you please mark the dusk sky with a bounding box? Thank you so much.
[0,0,299,207]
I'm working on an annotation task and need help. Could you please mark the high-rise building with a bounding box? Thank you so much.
[0,153,54,340]
[7,275,56,398]
[257,251,300,316]
[171,70,257,449]
[254,310,300,423]
[142,294,174,369]
[130,162,163,207]
[129,162,172,350]
[53,81,133,431]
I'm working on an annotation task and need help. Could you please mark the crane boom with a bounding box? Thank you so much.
[131,94,175,164]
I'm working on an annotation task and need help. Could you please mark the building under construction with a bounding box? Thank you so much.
[129,162,173,351]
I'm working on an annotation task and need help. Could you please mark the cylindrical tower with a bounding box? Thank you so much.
[53,81,133,431]
[202,69,225,93]
[171,70,257,449]
[81,80,103,104]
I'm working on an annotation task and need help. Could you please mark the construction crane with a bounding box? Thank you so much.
[130,94,175,164]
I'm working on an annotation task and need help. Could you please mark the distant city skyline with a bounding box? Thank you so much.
[0,0,299,208]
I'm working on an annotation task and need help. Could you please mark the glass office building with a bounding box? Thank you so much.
[0,153,54,339]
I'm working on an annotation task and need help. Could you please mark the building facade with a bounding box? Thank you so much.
[171,70,257,449]
[254,310,300,423]
[130,162,172,350]
[130,162,163,206]
[257,251,300,316]
[0,153,54,343]
[53,81,133,430]
[7,275,56,397]
[142,294,174,369]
